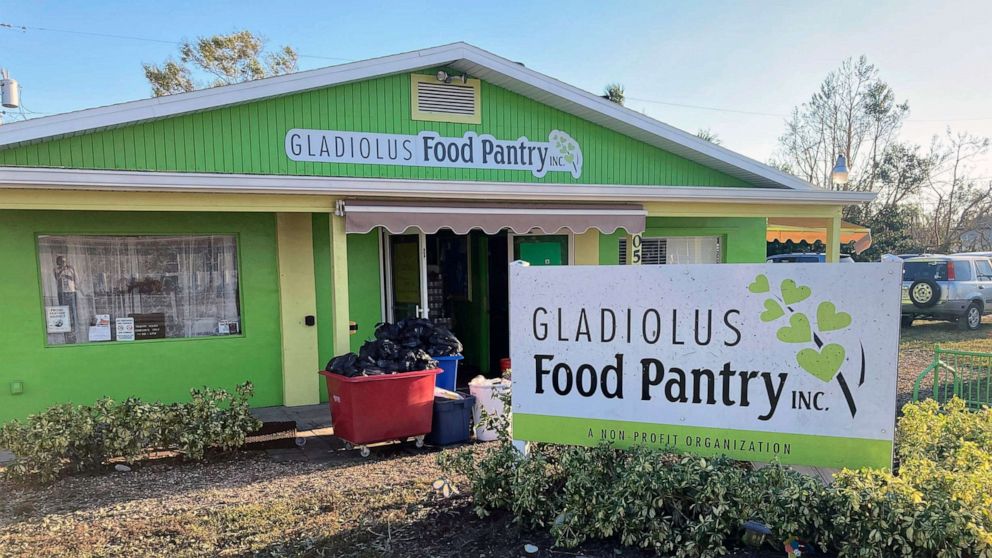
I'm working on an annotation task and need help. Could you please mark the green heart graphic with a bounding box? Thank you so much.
[796,343,846,382]
[748,274,770,294]
[781,279,812,305]
[776,313,812,343]
[817,301,851,332]
[760,299,785,322]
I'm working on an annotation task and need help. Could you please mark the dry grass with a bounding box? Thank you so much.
[0,449,495,558]
[896,317,992,406]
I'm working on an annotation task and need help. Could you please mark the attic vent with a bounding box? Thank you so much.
[411,74,482,124]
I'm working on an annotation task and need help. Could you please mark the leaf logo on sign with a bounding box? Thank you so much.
[748,274,863,417]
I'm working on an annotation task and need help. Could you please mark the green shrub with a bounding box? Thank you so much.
[0,382,261,483]
[440,397,992,557]
[823,398,992,557]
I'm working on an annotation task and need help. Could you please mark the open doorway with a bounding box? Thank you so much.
[382,229,570,385]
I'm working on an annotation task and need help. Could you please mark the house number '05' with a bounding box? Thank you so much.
[630,234,642,265]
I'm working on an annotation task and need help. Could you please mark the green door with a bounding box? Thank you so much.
[515,235,568,266]
[519,242,561,266]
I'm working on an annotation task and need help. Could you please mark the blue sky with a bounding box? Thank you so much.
[2,0,991,173]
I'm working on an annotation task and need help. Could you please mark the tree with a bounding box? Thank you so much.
[775,56,908,194]
[919,130,992,252]
[144,31,298,97]
[846,203,924,261]
[603,83,625,105]
[872,142,935,210]
[695,128,721,145]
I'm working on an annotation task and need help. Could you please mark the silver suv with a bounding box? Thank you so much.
[901,255,992,330]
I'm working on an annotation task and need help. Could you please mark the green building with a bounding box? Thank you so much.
[0,43,872,421]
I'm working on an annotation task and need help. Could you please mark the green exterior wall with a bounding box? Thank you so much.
[312,215,382,403]
[597,217,767,264]
[598,231,626,265]
[0,73,752,188]
[0,210,283,422]
[0,69,780,420]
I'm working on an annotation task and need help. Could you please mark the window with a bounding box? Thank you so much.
[976,259,992,281]
[38,235,241,345]
[903,261,948,281]
[954,260,974,281]
[619,236,721,264]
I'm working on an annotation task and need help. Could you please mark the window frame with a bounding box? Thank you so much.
[34,231,248,348]
[619,234,724,265]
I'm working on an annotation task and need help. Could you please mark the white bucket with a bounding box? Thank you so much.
[468,377,510,441]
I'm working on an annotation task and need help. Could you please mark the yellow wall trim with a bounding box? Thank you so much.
[276,213,320,406]
[644,202,843,219]
[574,230,600,265]
[0,188,336,213]
[329,214,351,358]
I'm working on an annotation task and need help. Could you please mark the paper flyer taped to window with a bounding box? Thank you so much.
[115,317,135,341]
[46,306,71,333]
[88,314,112,342]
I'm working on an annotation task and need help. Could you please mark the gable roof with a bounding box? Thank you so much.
[0,42,819,191]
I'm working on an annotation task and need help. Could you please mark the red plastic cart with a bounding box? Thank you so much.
[319,368,440,457]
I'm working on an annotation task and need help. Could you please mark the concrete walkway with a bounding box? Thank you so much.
[252,403,332,432]
[250,403,349,462]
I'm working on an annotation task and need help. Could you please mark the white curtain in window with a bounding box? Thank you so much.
[666,236,721,264]
[37,235,241,345]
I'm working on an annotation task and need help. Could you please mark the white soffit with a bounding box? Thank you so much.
[0,167,876,205]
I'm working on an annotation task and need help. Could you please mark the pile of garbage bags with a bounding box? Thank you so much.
[325,318,464,378]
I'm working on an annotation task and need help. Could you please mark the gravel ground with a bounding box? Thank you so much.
[1,319,989,558]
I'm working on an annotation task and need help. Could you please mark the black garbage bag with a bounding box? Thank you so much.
[325,319,460,377]
[372,321,399,340]
[326,353,360,377]
[427,327,463,356]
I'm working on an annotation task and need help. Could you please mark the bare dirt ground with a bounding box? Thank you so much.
[0,444,653,558]
[1,318,990,558]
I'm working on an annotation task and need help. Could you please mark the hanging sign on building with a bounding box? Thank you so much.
[509,262,902,469]
[285,129,583,178]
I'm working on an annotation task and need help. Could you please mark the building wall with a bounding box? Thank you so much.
[0,210,284,422]
[0,73,752,188]
[312,216,382,403]
[598,217,768,264]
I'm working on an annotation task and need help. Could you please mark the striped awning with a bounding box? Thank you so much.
[339,200,646,235]
[767,218,873,254]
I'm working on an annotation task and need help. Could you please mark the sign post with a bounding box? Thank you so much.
[509,263,902,469]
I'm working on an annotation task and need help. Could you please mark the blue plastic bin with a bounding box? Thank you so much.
[433,355,464,391]
[426,394,476,446]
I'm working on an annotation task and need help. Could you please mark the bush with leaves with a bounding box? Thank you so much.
[825,398,992,557]
[439,396,992,557]
[0,382,260,483]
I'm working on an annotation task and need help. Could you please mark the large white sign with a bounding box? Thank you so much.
[509,263,902,469]
[286,129,583,178]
